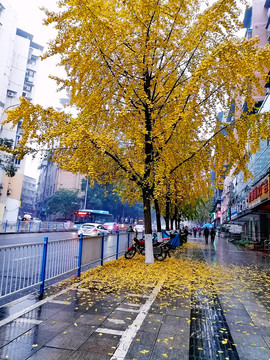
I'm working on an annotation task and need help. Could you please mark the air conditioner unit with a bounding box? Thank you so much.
[7,90,14,98]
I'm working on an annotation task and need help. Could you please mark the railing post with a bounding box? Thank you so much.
[47,222,50,231]
[77,234,83,277]
[38,222,41,232]
[116,231,120,259]
[17,220,21,232]
[127,233,130,249]
[4,220,8,233]
[39,237,48,296]
[101,233,105,266]
[29,220,32,232]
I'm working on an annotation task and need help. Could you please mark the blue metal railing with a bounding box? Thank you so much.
[0,231,131,299]
[0,220,74,234]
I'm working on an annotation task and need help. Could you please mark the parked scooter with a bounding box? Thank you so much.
[124,234,171,261]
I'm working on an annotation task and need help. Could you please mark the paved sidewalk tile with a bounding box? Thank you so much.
[0,236,269,359]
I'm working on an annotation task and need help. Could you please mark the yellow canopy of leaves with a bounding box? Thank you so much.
[5,0,270,228]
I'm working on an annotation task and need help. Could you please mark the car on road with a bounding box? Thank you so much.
[78,223,109,236]
[134,224,145,233]
[103,222,119,233]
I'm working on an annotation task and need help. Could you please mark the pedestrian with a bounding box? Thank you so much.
[203,226,209,244]
[193,227,197,238]
[127,225,134,233]
[198,227,202,237]
[210,227,216,243]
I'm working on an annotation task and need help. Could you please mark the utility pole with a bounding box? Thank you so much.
[84,178,88,209]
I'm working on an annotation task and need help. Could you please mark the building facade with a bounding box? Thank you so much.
[0,0,43,222]
[19,175,37,218]
[36,160,85,220]
[220,0,270,247]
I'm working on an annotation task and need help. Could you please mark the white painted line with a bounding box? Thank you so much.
[111,280,164,360]
[15,318,43,325]
[0,283,79,328]
[116,307,140,313]
[107,318,126,325]
[76,288,90,292]
[0,293,36,309]
[96,328,125,336]
[49,300,72,305]
[123,303,140,307]
[127,294,149,298]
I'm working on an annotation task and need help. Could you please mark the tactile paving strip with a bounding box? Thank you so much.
[189,292,239,360]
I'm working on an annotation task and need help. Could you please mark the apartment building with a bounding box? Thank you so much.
[0,0,43,222]
[19,175,37,218]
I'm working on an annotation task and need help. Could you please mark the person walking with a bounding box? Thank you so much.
[193,227,197,238]
[203,226,209,244]
[210,227,216,243]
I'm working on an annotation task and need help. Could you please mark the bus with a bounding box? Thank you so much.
[73,209,113,229]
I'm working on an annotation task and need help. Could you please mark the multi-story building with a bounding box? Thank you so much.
[19,175,37,218]
[36,159,85,220]
[220,0,270,246]
[0,0,43,222]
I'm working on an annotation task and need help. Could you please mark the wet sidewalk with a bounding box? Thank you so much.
[0,235,269,360]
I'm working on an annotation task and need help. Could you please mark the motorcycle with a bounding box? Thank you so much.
[124,237,145,259]
[124,234,172,261]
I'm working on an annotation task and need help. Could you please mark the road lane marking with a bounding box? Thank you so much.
[107,318,126,325]
[96,328,125,336]
[0,283,79,328]
[111,280,164,360]
[49,300,72,305]
[116,307,140,313]
[127,294,149,298]
[123,303,140,307]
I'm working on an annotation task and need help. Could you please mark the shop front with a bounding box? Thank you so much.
[245,175,270,247]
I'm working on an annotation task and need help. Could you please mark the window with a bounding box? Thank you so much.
[23,84,32,92]
[26,69,35,77]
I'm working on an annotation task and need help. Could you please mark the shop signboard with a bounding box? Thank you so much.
[248,176,269,209]
[230,204,238,220]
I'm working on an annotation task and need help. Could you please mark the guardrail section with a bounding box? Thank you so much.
[0,243,43,298]
[0,231,131,300]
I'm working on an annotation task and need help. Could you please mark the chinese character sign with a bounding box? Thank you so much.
[248,176,269,209]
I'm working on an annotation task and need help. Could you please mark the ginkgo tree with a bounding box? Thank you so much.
[5,0,270,264]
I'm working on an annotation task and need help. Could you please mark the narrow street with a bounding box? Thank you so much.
[0,234,269,360]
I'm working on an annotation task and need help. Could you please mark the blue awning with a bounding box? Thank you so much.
[243,7,252,29]
[265,0,270,8]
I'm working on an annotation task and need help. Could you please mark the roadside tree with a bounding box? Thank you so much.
[47,189,80,219]
[5,0,270,263]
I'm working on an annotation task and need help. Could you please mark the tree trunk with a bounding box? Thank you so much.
[143,186,154,264]
[165,193,170,231]
[154,199,162,232]
[170,218,174,231]
[154,198,163,242]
